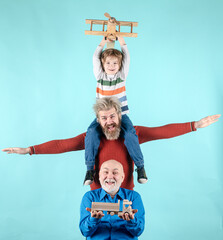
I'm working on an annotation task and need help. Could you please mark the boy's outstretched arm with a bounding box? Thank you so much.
[93,37,113,79]
[99,37,107,48]
[117,36,126,46]
[118,36,129,78]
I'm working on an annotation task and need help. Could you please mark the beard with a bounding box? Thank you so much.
[101,120,121,140]
[101,179,121,195]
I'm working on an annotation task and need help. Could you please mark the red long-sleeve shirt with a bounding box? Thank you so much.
[29,123,196,190]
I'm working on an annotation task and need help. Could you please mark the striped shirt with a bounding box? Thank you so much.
[93,45,130,115]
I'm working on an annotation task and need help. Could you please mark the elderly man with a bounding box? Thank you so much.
[79,159,145,240]
[2,97,220,190]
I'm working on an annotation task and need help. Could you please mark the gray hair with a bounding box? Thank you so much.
[93,97,122,118]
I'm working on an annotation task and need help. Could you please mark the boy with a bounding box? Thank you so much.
[84,36,148,185]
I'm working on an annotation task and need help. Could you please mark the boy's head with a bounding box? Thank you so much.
[101,49,123,75]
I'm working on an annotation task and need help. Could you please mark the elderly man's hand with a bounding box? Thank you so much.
[119,209,138,221]
[86,208,105,219]
[194,114,221,129]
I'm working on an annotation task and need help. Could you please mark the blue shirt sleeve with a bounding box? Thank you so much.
[124,192,145,237]
[79,192,101,237]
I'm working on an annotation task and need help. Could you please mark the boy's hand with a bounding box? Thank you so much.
[117,36,126,46]
[99,37,114,47]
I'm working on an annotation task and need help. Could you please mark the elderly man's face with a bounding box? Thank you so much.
[97,107,121,140]
[99,160,124,196]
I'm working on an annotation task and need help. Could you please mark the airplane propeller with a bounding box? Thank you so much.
[104,12,119,25]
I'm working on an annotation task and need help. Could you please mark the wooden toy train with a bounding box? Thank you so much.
[91,199,134,216]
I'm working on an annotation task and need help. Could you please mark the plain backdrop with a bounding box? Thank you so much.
[0,0,222,239]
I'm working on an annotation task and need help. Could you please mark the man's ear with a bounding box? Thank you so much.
[121,173,125,183]
[96,118,99,123]
[119,113,122,119]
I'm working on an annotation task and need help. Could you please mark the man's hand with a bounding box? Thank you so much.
[2,147,31,155]
[119,209,138,221]
[86,207,105,219]
[194,114,221,129]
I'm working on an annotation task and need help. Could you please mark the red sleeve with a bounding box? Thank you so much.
[135,122,196,144]
[29,133,86,155]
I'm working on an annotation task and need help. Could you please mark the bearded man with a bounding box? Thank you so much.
[2,97,220,190]
[79,159,145,240]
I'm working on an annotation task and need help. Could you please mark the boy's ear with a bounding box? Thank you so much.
[118,63,122,70]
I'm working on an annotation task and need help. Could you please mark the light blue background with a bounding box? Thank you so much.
[0,0,222,239]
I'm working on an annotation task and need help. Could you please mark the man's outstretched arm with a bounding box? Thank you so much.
[136,114,221,144]
[2,132,86,155]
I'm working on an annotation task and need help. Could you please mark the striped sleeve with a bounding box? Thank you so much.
[120,45,130,79]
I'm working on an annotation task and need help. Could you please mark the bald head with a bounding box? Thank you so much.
[100,160,124,174]
[99,160,125,197]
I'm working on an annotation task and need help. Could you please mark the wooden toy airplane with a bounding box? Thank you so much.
[85,13,138,41]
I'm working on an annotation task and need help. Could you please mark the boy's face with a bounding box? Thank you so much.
[103,56,120,75]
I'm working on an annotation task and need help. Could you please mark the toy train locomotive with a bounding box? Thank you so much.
[91,199,134,216]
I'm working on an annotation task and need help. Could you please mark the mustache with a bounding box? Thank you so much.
[104,179,116,184]
[105,123,117,128]
[100,119,121,140]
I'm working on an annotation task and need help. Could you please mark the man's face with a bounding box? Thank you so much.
[97,107,121,140]
[103,56,120,75]
[99,160,125,196]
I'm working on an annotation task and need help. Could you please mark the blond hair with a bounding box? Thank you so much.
[94,97,122,118]
[101,49,123,70]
